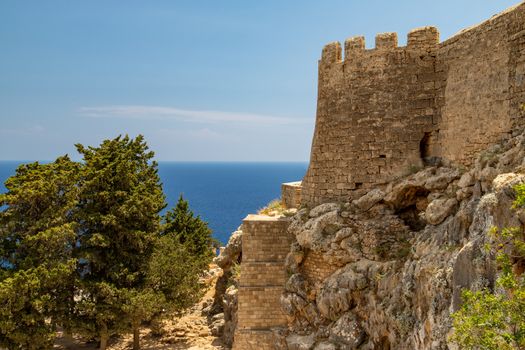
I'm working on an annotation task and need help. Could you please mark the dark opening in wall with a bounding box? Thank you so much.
[379,154,386,158]
[355,182,363,189]
[419,132,440,166]
[420,132,431,160]
[420,132,442,166]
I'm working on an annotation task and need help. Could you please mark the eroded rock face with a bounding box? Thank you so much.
[277,132,525,349]
[425,197,458,225]
[210,229,242,347]
[214,229,242,271]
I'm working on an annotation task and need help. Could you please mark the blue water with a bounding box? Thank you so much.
[0,161,307,244]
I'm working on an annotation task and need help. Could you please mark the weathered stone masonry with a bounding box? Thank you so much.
[232,3,525,349]
[233,215,294,350]
[302,2,525,205]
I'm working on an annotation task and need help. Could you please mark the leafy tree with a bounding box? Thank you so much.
[74,135,166,350]
[451,186,525,349]
[0,136,215,350]
[147,235,205,313]
[162,195,214,270]
[0,157,79,349]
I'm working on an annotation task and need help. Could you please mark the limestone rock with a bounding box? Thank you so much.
[286,334,316,350]
[313,341,337,350]
[424,167,460,191]
[234,127,525,349]
[492,172,525,193]
[457,171,475,188]
[316,265,367,320]
[456,187,473,201]
[286,242,306,274]
[214,229,242,271]
[353,189,385,211]
[222,285,238,346]
[480,166,498,190]
[425,197,457,225]
[451,240,493,311]
[309,203,340,218]
[328,312,365,348]
[209,313,225,336]
[293,210,343,251]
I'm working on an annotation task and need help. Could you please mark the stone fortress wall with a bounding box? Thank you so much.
[233,215,294,350]
[302,2,525,205]
[232,3,525,349]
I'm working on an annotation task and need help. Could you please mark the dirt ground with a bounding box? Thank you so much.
[54,266,225,350]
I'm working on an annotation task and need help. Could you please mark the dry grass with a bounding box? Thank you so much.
[258,199,285,216]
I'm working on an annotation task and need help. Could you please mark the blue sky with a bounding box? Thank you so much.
[0,0,520,161]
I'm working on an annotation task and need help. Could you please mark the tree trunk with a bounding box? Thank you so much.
[99,323,109,350]
[63,330,74,343]
[133,321,140,350]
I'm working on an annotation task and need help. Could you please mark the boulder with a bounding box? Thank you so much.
[385,181,429,210]
[425,198,457,225]
[457,171,475,188]
[353,189,385,211]
[310,203,340,218]
[316,265,367,320]
[424,168,460,191]
[214,229,242,270]
[294,211,343,251]
[286,334,316,350]
[328,312,365,348]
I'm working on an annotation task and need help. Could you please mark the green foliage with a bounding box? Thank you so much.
[451,184,525,349]
[0,262,77,350]
[147,235,204,313]
[162,195,214,270]
[74,135,168,349]
[0,135,214,350]
[512,183,525,209]
[452,287,525,349]
[0,157,79,349]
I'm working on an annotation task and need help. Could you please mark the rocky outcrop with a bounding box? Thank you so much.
[209,228,243,347]
[278,132,525,349]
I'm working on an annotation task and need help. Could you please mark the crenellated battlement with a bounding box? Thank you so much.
[407,26,440,50]
[303,2,525,205]
[375,32,398,50]
[233,3,525,349]
[344,36,365,59]
[320,41,341,64]
[321,27,440,66]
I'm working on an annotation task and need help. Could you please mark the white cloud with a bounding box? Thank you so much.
[78,105,309,125]
[156,127,226,140]
[0,124,45,136]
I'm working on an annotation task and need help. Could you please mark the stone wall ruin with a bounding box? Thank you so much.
[302,2,525,205]
[232,2,525,349]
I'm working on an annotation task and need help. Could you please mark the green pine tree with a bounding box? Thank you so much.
[0,136,216,350]
[74,135,166,350]
[146,234,205,314]
[0,156,80,349]
[162,195,215,270]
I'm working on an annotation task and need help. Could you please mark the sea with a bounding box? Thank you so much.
[0,161,308,245]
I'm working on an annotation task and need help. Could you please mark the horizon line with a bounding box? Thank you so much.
[0,159,310,163]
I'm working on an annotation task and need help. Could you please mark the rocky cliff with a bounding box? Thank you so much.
[213,129,525,349]
[278,131,525,349]
[212,3,525,348]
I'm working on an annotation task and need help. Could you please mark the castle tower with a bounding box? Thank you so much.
[301,28,441,205]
